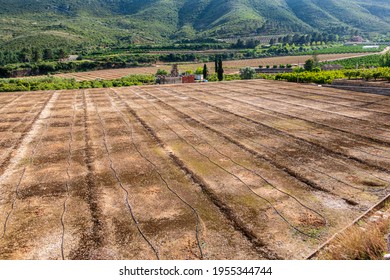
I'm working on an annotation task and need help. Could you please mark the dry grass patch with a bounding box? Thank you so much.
[319,215,390,260]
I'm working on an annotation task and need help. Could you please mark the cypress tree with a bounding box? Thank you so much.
[203,64,208,79]
[217,57,224,81]
[215,56,219,73]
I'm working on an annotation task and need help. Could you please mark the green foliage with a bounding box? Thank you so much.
[195,67,203,75]
[240,67,256,80]
[217,57,224,81]
[304,59,315,71]
[259,44,386,58]
[320,55,382,69]
[0,74,155,92]
[380,52,390,67]
[203,64,209,79]
[272,68,390,84]
[156,69,168,75]
[1,0,390,49]
[275,71,345,84]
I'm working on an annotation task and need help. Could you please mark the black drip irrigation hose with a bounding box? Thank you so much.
[88,91,160,260]
[124,88,326,239]
[107,88,204,259]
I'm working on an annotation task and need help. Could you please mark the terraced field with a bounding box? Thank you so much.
[56,53,372,81]
[0,79,389,260]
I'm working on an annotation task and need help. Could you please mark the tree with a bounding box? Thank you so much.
[215,56,219,73]
[240,67,256,80]
[245,39,259,48]
[234,38,245,48]
[380,52,390,67]
[203,64,209,79]
[217,57,224,81]
[57,49,68,60]
[18,48,31,63]
[304,58,315,71]
[31,49,41,63]
[156,69,168,75]
[43,48,54,61]
[312,52,319,67]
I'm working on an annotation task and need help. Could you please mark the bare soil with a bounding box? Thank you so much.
[0,79,389,260]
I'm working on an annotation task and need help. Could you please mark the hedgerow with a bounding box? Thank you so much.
[0,75,155,92]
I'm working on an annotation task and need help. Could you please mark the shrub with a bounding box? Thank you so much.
[195,67,203,74]
[304,58,315,71]
[156,69,168,75]
[274,70,345,84]
[239,67,256,80]
[319,217,389,260]
[0,74,156,92]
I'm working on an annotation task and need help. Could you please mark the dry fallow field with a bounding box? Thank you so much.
[0,79,389,260]
[56,53,370,81]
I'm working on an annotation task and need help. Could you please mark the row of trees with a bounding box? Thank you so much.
[0,75,155,92]
[270,32,340,46]
[273,68,390,84]
[232,39,261,49]
[228,32,342,50]
[0,48,69,66]
[380,52,390,67]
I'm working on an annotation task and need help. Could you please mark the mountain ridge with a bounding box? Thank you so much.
[0,0,389,48]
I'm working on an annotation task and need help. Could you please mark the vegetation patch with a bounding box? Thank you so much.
[318,217,390,260]
[0,75,155,92]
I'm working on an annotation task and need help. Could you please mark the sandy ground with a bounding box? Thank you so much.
[0,79,389,260]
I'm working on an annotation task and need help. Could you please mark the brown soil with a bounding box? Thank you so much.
[0,79,389,260]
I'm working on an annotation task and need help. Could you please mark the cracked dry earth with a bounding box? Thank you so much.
[0,79,389,260]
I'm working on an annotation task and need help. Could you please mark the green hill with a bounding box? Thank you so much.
[0,0,389,49]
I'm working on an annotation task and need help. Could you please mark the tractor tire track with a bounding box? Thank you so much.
[111,89,276,259]
[133,87,362,205]
[193,84,390,176]
[0,91,61,239]
[125,89,327,237]
[220,83,390,141]
[89,90,160,260]
[161,86,390,192]
[186,84,390,163]
[0,98,47,164]
[60,92,78,260]
[0,92,30,113]
[68,90,105,260]
[243,81,390,115]
[0,93,54,178]
[107,89,204,259]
